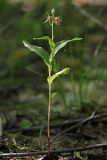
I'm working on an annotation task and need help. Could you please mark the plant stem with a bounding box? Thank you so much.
[48,66,52,158]
[47,21,54,158]
[51,22,54,41]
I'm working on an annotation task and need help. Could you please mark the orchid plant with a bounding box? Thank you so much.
[23,9,82,158]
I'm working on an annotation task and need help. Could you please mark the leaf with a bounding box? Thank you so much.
[27,67,39,75]
[51,92,57,98]
[33,36,55,51]
[47,68,70,85]
[19,119,32,129]
[23,41,49,65]
[52,37,82,58]
[74,151,88,160]
[33,36,49,41]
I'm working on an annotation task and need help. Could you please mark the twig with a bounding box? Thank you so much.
[8,113,107,134]
[71,2,107,32]
[51,112,107,142]
[0,21,13,35]
[0,143,107,158]
[51,112,107,128]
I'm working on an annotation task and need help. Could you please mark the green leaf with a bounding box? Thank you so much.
[47,68,70,85]
[23,41,49,65]
[52,37,82,58]
[33,36,55,51]
[33,36,49,41]
[27,67,39,75]
[51,92,57,98]
[74,151,88,160]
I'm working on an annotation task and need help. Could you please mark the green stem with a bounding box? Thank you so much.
[51,22,54,41]
[48,66,52,158]
[47,21,54,159]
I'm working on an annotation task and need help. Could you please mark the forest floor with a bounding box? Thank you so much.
[0,100,107,159]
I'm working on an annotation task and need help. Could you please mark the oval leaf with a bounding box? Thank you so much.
[47,67,70,85]
[52,37,82,58]
[23,41,49,65]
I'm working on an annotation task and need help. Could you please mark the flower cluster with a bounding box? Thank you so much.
[45,12,62,25]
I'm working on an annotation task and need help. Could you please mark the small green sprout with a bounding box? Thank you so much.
[23,8,82,158]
